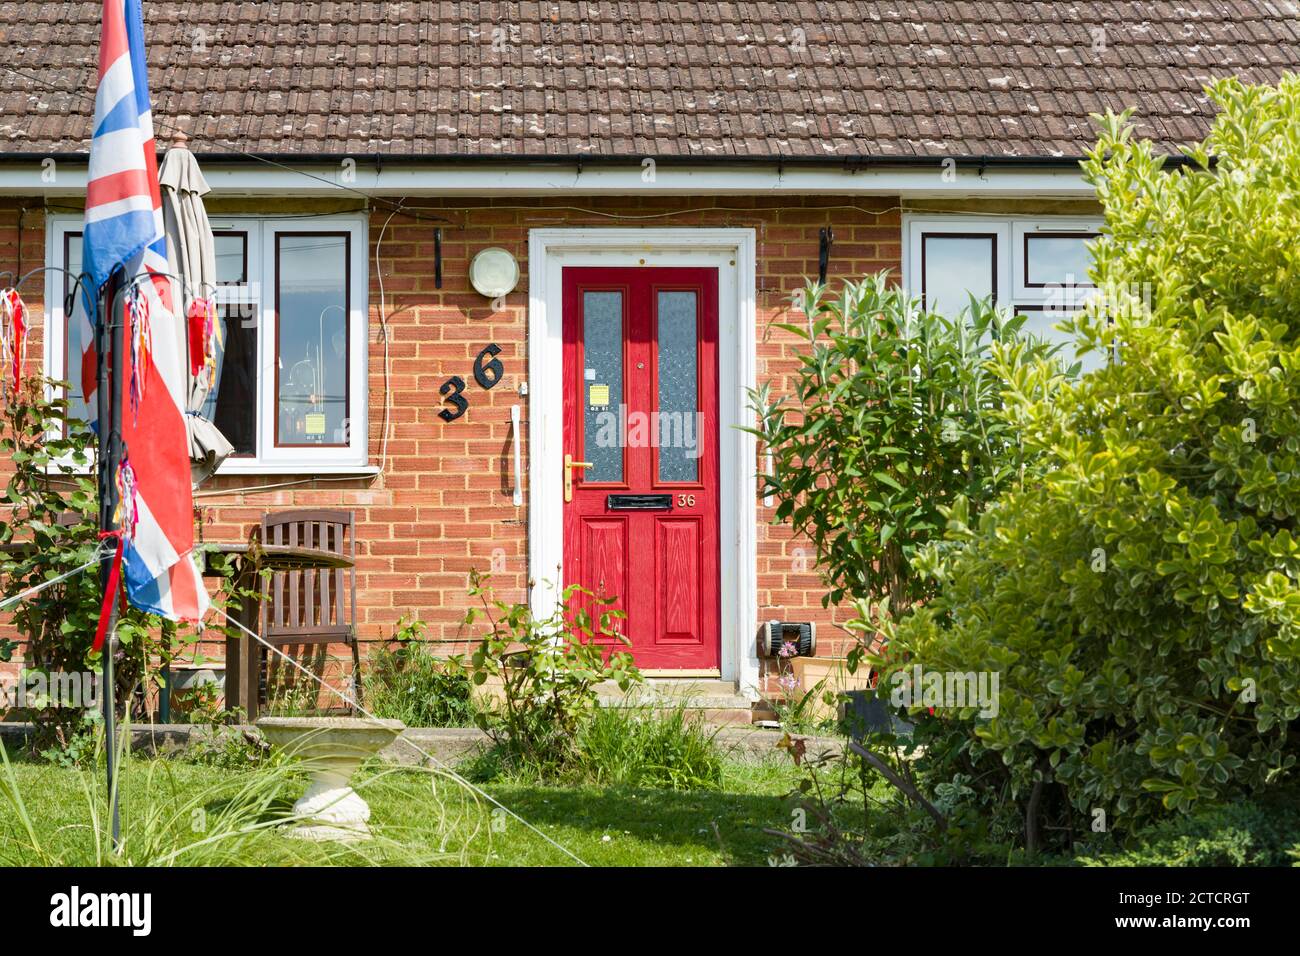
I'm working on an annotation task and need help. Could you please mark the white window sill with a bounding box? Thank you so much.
[214,462,381,477]
[45,461,382,478]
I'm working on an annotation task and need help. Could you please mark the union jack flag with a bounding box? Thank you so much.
[74,0,208,625]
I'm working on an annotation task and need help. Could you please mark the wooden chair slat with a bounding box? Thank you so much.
[255,509,360,713]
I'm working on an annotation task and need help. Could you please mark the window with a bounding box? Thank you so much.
[59,231,87,432]
[46,214,370,472]
[920,232,997,315]
[905,217,1105,371]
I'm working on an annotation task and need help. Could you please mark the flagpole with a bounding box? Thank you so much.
[97,269,124,850]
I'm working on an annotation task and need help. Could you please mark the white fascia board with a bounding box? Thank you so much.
[0,160,1095,198]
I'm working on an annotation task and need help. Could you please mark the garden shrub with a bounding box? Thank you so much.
[0,377,202,755]
[182,726,272,771]
[363,617,476,727]
[752,275,1059,860]
[38,714,100,770]
[169,682,228,724]
[1073,783,1300,867]
[880,77,1300,850]
[751,276,1057,618]
[463,571,641,778]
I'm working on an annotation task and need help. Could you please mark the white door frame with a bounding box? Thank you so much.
[526,228,759,697]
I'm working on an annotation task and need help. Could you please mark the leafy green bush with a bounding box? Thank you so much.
[1074,785,1300,866]
[0,377,202,753]
[363,617,475,727]
[575,705,724,791]
[38,714,101,770]
[464,571,641,778]
[750,276,1057,617]
[750,276,1058,861]
[881,77,1300,850]
[169,683,229,725]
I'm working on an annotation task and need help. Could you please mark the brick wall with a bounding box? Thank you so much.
[0,193,902,703]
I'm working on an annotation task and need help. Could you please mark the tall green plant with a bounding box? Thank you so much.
[883,77,1300,847]
[464,571,640,777]
[750,276,1059,621]
[364,616,476,727]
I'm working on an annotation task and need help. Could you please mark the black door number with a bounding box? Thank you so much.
[438,343,504,423]
[438,375,469,422]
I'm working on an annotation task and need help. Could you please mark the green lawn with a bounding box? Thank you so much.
[0,754,805,867]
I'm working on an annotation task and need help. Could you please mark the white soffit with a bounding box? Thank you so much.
[0,161,1095,198]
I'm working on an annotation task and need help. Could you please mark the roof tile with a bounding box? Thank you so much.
[2,0,1298,159]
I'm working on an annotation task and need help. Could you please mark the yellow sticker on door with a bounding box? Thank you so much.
[589,384,610,407]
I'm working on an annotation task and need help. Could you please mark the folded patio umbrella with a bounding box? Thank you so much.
[159,131,233,486]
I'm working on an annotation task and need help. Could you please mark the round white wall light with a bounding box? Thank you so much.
[469,247,520,298]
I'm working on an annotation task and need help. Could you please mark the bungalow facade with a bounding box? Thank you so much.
[1,1,1295,712]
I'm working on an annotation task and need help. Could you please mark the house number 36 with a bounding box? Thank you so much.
[438,344,504,422]
[677,494,696,507]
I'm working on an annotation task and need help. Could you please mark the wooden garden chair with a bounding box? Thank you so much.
[257,509,362,715]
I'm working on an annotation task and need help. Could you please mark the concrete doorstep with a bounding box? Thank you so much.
[0,722,843,768]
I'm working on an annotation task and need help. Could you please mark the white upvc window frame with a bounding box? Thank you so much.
[903,214,1106,369]
[44,212,371,474]
[903,215,1103,313]
[906,218,1011,314]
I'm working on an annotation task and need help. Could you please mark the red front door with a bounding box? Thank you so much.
[562,266,720,671]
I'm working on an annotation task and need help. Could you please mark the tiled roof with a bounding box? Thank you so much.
[1,1,1298,160]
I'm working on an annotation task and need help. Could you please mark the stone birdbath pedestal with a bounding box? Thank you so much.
[256,717,405,841]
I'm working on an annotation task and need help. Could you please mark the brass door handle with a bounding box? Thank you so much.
[564,453,594,502]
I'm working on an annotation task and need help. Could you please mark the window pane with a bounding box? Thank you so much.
[214,232,247,286]
[923,235,995,315]
[583,291,624,482]
[62,234,90,430]
[64,234,83,296]
[276,234,349,446]
[206,305,257,456]
[1025,234,1095,287]
[657,290,699,482]
[1016,308,1105,373]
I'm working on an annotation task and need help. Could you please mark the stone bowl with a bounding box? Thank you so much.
[257,716,405,760]
[256,716,406,841]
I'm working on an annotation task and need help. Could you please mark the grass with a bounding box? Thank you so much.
[464,703,731,791]
[572,706,725,791]
[0,748,803,867]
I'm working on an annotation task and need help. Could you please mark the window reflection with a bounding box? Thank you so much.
[62,233,91,431]
[1025,234,1095,287]
[922,234,995,315]
[276,234,349,446]
[213,232,247,286]
[582,291,624,482]
[657,290,699,482]
[209,305,257,455]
